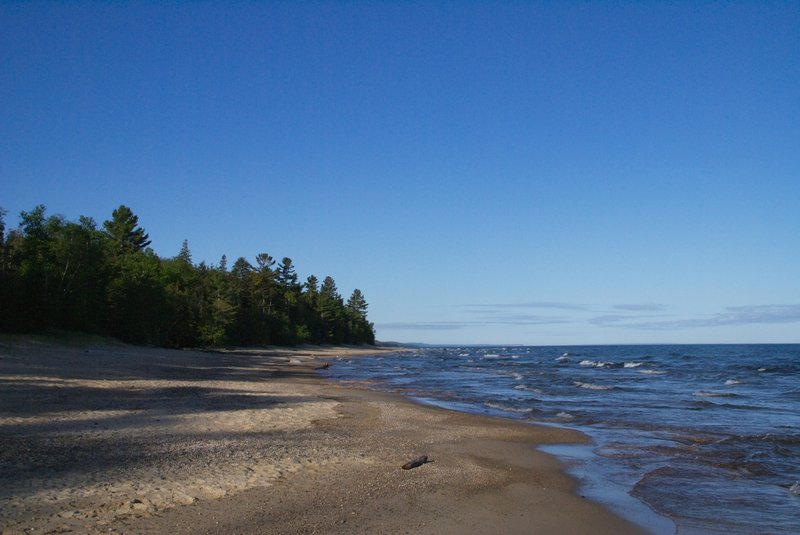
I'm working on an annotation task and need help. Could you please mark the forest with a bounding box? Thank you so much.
[0,204,375,347]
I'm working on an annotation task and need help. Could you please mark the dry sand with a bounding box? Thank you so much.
[0,335,646,534]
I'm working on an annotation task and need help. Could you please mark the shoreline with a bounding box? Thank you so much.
[0,337,646,534]
[322,353,674,535]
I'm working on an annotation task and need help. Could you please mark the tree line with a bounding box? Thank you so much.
[0,204,375,347]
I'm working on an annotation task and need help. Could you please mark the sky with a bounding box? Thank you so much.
[2,1,799,345]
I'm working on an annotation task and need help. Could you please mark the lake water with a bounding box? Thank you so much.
[324,345,800,534]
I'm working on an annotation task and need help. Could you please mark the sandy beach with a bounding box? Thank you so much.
[0,335,645,534]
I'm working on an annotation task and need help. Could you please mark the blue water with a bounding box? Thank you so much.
[324,345,800,534]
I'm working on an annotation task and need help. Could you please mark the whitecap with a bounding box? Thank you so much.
[639,370,665,375]
[724,379,741,386]
[483,354,501,359]
[555,356,570,363]
[556,411,574,419]
[512,373,524,381]
[574,381,611,390]
[485,401,534,414]
[757,368,767,372]
[581,359,613,368]
[624,362,643,368]
[458,353,470,357]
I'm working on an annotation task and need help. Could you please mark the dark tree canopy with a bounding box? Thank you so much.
[0,204,375,347]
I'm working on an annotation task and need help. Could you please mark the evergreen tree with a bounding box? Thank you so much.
[178,239,192,264]
[274,257,301,343]
[305,275,319,295]
[229,257,256,345]
[298,275,322,343]
[103,205,151,258]
[276,257,298,290]
[102,205,165,344]
[345,289,375,344]
[346,289,368,318]
[161,240,199,347]
[319,276,345,344]
[253,253,277,343]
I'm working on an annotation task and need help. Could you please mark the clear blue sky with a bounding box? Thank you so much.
[2,2,798,345]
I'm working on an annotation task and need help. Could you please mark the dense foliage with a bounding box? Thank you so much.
[0,205,375,347]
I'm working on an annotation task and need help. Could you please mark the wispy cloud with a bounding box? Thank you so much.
[376,322,468,331]
[463,302,590,311]
[377,314,571,331]
[462,302,574,326]
[596,305,800,330]
[473,314,571,326]
[379,304,800,335]
[590,314,672,327]
[613,304,668,312]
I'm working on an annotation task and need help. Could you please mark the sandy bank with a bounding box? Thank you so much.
[0,336,644,534]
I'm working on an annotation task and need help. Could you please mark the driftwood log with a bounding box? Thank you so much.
[402,455,429,470]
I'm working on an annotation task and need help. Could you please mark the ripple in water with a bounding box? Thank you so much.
[325,344,800,534]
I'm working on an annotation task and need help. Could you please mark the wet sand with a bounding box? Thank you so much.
[0,335,645,534]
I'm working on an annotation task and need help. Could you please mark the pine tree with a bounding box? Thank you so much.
[276,257,298,289]
[161,240,199,346]
[229,257,257,345]
[102,205,165,343]
[346,289,368,318]
[345,289,375,344]
[319,276,345,344]
[178,239,192,264]
[103,205,151,258]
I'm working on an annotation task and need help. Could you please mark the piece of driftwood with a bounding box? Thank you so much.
[402,455,429,470]
[314,362,330,370]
